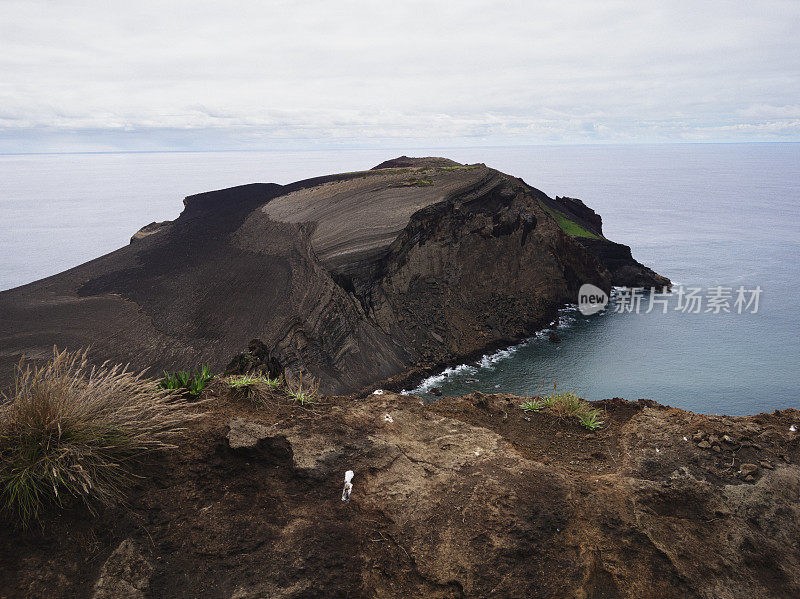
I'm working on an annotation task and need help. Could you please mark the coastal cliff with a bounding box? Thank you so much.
[0,157,667,394]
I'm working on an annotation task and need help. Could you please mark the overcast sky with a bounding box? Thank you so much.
[1,0,799,152]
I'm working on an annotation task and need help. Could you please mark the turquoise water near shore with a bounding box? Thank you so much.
[1,144,799,414]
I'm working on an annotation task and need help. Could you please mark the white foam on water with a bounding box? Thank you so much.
[401,362,479,395]
[402,303,591,396]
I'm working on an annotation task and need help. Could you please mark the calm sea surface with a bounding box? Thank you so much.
[1,144,798,415]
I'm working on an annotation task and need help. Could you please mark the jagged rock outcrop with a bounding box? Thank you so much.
[0,158,668,393]
[545,195,671,288]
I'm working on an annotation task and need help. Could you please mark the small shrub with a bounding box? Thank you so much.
[0,348,199,526]
[519,398,544,412]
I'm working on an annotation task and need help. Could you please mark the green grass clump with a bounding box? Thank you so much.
[0,348,199,526]
[160,365,214,398]
[227,374,282,390]
[225,373,282,403]
[518,387,604,431]
[550,391,604,430]
[577,410,604,431]
[519,398,544,412]
[538,200,601,239]
[551,391,585,416]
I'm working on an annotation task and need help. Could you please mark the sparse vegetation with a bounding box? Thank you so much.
[550,391,585,417]
[225,373,282,403]
[436,165,479,172]
[518,386,604,430]
[0,348,199,526]
[286,374,319,405]
[160,365,214,398]
[519,398,544,412]
[399,177,434,187]
[537,199,601,239]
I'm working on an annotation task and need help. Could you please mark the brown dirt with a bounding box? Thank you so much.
[2,387,799,598]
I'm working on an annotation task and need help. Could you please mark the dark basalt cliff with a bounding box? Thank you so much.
[0,158,668,393]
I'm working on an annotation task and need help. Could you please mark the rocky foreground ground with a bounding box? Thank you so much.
[2,387,798,598]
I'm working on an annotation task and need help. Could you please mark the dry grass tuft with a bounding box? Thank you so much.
[286,373,319,405]
[0,348,201,526]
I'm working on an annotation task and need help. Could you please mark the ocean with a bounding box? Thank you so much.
[1,144,798,415]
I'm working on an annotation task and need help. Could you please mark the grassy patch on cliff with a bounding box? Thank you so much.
[0,349,199,526]
[521,390,604,430]
[538,200,601,239]
[225,373,283,403]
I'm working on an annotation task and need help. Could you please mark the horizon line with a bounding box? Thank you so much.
[1,140,798,157]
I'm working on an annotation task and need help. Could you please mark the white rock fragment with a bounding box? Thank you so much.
[373,389,384,395]
[384,413,393,423]
[342,470,354,502]
[683,436,688,441]
[790,425,797,433]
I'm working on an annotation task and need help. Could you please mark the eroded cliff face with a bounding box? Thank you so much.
[0,157,668,393]
[355,170,611,365]
[545,194,671,288]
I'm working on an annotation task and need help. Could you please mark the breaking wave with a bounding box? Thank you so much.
[402,304,582,396]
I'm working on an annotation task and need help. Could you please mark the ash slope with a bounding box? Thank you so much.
[0,157,667,393]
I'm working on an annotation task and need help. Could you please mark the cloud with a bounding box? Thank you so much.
[1,0,798,151]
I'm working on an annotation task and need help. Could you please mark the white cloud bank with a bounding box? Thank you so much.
[1,0,799,151]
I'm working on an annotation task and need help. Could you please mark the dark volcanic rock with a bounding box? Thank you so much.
[0,158,668,393]
[549,332,563,343]
[225,339,284,379]
[577,237,671,288]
